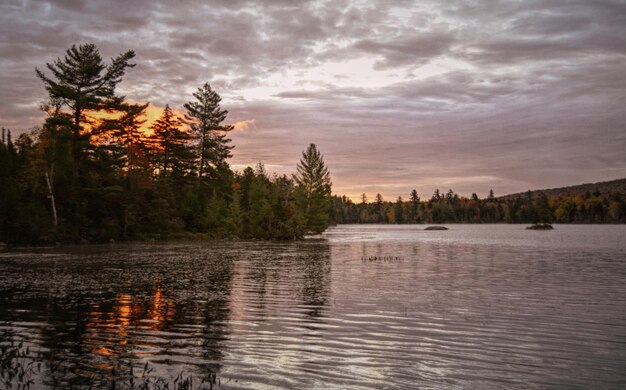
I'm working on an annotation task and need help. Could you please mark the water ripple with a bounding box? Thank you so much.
[0,225,625,388]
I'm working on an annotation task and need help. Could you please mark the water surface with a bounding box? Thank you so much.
[1,224,625,389]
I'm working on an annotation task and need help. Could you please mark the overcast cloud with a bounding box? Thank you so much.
[1,0,625,199]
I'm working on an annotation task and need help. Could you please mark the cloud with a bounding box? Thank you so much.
[1,0,625,199]
[232,119,256,133]
[351,32,455,69]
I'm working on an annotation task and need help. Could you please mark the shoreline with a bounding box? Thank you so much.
[3,223,624,250]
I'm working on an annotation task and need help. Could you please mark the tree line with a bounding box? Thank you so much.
[331,188,626,225]
[0,44,332,245]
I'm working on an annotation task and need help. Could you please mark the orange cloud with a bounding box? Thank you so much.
[232,119,256,133]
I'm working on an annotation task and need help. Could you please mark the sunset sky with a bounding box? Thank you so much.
[1,0,625,200]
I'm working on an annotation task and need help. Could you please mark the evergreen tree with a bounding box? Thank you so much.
[375,193,385,223]
[394,196,404,224]
[359,193,369,223]
[0,129,19,241]
[294,143,332,234]
[148,104,194,176]
[36,44,135,178]
[431,189,441,202]
[408,189,420,223]
[101,103,149,173]
[184,83,234,182]
[246,164,273,239]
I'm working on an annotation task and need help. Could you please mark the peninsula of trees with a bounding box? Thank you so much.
[0,44,332,245]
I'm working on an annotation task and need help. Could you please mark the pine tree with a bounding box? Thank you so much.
[375,193,384,223]
[246,164,273,239]
[431,189,441,202]
[36,44,135,178]
[394,196,404,224]
[101,103,149,173]
[184,83,233,181]
[148,104,194,176]
[408,189,420,223]
[294,143,332,234]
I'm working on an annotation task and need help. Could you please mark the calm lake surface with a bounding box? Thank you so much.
[1,224,626,389]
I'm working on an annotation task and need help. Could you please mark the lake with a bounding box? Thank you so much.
[1,224,626,389]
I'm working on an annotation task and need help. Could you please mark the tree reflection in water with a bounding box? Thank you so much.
[3,226,626,388]
[0,244,239,387]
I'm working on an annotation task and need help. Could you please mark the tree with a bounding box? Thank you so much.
[36,43,135,178]
[245,163,273,239]
[148,104,194,176]
[101,103,149,173]
[184,83,233,181]
[534,193,552,223]
[294,143,332,234]
[394,196,404,224]
[375,193,385,223]
[408,189,420,223]
[359,193,369,223]
[431,189,441,202]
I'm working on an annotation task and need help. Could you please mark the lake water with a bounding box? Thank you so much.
[1,224,626,389]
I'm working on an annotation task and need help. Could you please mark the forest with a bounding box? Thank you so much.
[0,44,332,245]
[331,187,626,225]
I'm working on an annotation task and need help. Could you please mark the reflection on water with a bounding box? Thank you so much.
[81,287,177,360]
[1,225,626,388]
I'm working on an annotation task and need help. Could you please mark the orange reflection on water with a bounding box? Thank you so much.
[147,288,176,330]
[82,288,176,358]
[116,293,133,328]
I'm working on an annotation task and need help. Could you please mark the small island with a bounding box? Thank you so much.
[425,226,448,230]
[526,223,554,230]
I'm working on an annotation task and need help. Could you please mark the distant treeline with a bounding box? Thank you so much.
[331,188,626,225]
[0,44,332,245]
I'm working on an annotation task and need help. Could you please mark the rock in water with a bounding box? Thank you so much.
[526,223,554,230]
[425,226,448,230]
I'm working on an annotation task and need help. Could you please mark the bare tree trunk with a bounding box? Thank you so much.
[45,171,58,230]
[198,129,206,180]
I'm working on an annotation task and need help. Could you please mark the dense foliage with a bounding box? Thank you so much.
[0,44,332,245]
[331,188,626,225]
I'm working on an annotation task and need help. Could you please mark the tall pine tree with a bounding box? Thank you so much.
[184,83,233,182]
[36,44,135,179]
[148,104,194,176]
[294,143,332,234]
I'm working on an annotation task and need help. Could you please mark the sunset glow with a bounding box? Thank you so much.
[1,2,626,388]
[1,0,625,199]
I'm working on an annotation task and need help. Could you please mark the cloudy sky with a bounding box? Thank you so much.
[1,0,625,199]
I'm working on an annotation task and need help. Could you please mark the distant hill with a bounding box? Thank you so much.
[501,178,626,200]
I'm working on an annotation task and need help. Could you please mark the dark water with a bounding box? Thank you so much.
[1,225,626,389]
